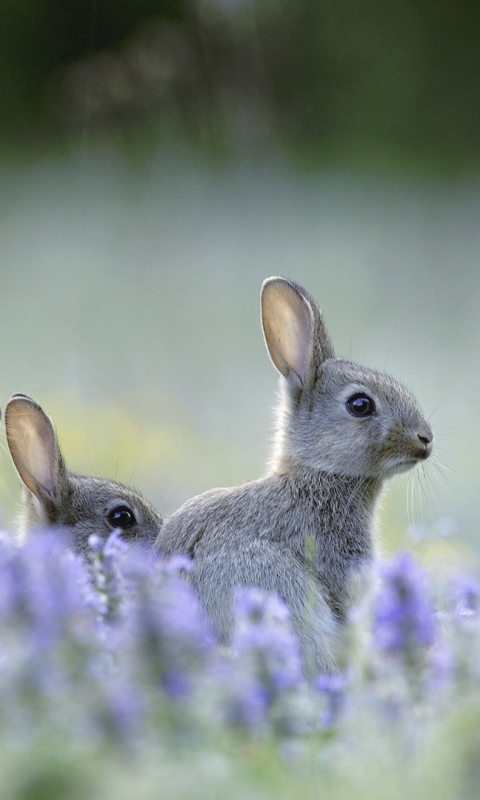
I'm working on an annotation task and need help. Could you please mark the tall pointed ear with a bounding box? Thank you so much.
[261,277,334,384]
[5,394,61,504]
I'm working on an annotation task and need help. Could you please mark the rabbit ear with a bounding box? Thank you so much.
[5,394,62,505]
[261,277,334,384]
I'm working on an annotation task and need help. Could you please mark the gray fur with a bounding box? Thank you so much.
[157,277,433,674]
[5,393,163,557]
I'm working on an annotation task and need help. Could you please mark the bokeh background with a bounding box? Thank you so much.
[0,0,479,566]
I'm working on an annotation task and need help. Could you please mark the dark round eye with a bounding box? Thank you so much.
[107,505,136,530]
[346,393,376,417]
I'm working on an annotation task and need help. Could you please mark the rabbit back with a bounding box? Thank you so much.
[159,471,377,672]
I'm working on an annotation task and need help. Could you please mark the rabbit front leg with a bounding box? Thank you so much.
[192,538,343,676]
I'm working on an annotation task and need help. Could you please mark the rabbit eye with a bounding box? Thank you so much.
[346,393,375,417]
[107,505,136,530]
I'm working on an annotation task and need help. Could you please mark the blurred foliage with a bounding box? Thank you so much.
[0,0,478,564]
[0,4,478,793]
[0,155,476,548]
[1,0,480,170]
[2,683,480,800]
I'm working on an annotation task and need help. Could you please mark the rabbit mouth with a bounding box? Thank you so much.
[412,440,433,463]
[382,432,433,475]
[383,453,430,476]
[418,442,433,460]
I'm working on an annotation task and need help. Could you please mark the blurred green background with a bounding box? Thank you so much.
[0,0,479,566]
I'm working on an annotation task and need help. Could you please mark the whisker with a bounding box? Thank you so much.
[431,427,466,438]
[411,473,421,538]
[406,472,415,538]
[419,465,441,512]
[427,464,449,490]
[417,471,425,525]
[128,457,139,486]
[427,391,455,424]
[114,444,120,482]
[422,461,445,514]
[429,455,452,470]
[430,457,453,478]
[407,474,415,536]
[158,462,197,514]
[86,442,99,478]
[424,468,443,506]
[430,446,452,457]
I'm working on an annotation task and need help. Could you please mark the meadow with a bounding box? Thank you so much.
[0,526,478,800]
[0,151,480,798]
[1,0,480,793]
[1,151,478,548]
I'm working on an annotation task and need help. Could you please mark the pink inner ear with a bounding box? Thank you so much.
[262,278,315,383]
[281,299,312,383]
[271,284,313,384]
[7,402,58,501]
[23,421,57,498]
[29,456,55,498]
[21,458,55,500]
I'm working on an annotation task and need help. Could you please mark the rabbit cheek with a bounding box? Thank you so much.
[377,429,423,477]
[27,492,57,528]
[334,416,379,478]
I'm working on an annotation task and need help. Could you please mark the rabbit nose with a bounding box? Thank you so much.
[417,432,433,458]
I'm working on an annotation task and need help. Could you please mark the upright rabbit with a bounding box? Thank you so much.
[5,393,163,556]
[157,277,433,674]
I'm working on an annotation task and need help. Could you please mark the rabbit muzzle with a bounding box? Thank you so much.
[416,431,434,460]
[401,429,434,467]
[378,423,434,477]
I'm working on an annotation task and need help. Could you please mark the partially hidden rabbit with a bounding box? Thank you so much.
[156,277,434,674]
[5,393,163,556]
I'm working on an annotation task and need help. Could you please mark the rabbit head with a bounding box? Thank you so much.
[5,393,163,555]
[262,277,433,481]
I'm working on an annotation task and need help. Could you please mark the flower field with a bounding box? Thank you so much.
[0,529,478,799]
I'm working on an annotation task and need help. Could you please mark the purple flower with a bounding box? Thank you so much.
[89,669,144,745]
[316,673,349,730]
[89,531,128,623]
[217,665,269,731]
[373,553,435,667]
[436,574,480,691]
[449,575,480,620]
[0,535,91,645]
[216,588,304,733]
[0,534,98,711]
[232,588,303,697]
[130,558,215,701]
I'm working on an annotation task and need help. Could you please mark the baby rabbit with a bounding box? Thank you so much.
[157,277,433,675]
[5,393,163,556]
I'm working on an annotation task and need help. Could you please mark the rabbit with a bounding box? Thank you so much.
[156,277,434,675]
[5,393,163,557]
